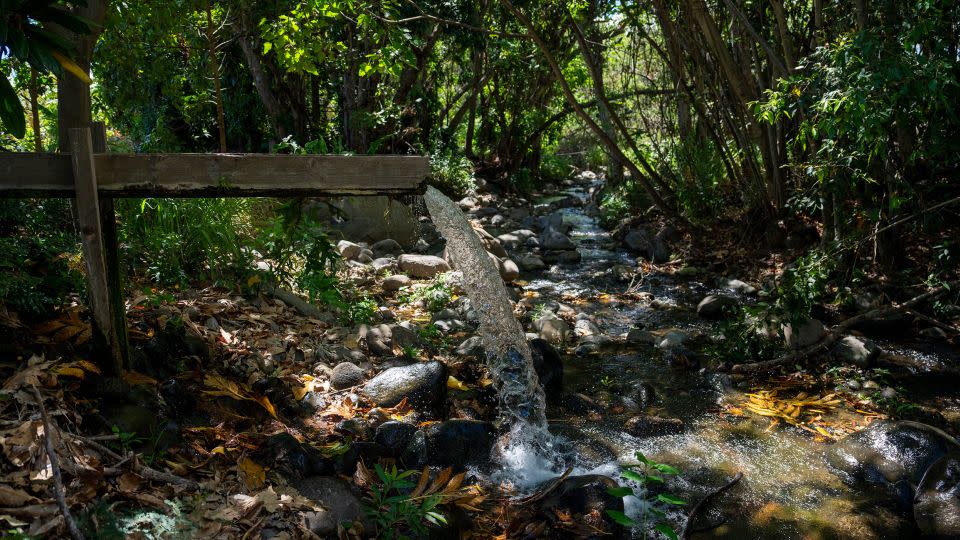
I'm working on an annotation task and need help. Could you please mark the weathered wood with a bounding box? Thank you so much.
[91,122,131,370]
[0,153,428,197]
[70,127,124,375]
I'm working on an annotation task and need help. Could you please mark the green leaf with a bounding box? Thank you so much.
[0,76,26,139]
[656,494,686,506]
[605,509,637,527]
[263,42,273,54]
[654,523,679,540]
[606,486,634,498]
[635,451,651,464]
[652,463,680,475]
[620,470,646,483]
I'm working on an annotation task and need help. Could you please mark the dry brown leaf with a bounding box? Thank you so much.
[0,484,40,506]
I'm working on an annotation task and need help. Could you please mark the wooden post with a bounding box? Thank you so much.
[70,127,124,375]
[91,122,130,370]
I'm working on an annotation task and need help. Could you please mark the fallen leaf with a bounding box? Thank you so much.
[447,376,469,391]
[238,457,266,490]
[0,484,39,506]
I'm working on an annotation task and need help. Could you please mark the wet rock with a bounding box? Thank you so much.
[382,274,412,291]
[397,254,450,278]
[725,278,758,295]
[832,336,880,368]
[372,238,403,258]
[543,250,582,264]
[337,240,362,260]
[655,330,690,350]
[296,476,372,536]
[624,227,669,263]
[336,417,373,440]
[914,452,960,537]
[626,328,656,345]
[782,318,826,348]
[530,338,563,396]
[625,415,685,437]
[374,421,418,456]
[533,475,627,539]
[362,361,447,410]
[562,393,603,415]
[518,254,546,271]
[541,228,576,251]
[533,315,571,344]
[696,294,740,319]
[827,420,960,511]
[401,419,495,470]
[920,327,949,340]
[331,362,365,390]
[622,383,656,411]
[455,336,485,358]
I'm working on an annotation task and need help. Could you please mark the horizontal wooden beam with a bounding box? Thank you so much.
[0,153,429,197]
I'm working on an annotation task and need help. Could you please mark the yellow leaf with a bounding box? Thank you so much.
[51,50,92,84]
[247,274,261,287]
[122,370,158,387]
[255,396,278,419]
[479,377,494,388]
[53,366,85,379]
[211,446,226,455]
[447,376,469,391]
[75,359,101,374]
[238,457,266,490]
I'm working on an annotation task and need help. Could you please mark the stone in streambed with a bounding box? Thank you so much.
[296,476,372,536]
[533,315,571,344]
[625,415,684,437]
[374,421,418,456]
[518,254,546,271]
[624,227,669,263]
[914,452,960,537]
[362,361,447,410]
[382,274,411,291]
[397,254,450,278]
[783,318,826,348]
[540,228,576,251]
[330,362,365,390]
[532,475,628,539]
[530,338,563,396]
[696,294,740,319]
[401,419,495,470]
[832,335,880,368]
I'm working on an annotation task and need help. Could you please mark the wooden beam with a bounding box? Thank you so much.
[0,153,429,197]
[70,127,124,375]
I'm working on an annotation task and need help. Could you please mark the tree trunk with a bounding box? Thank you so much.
[29,69,42,153]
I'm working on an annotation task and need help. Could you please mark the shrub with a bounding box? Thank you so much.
[429,151,476,198]
[605,451,685,540]
[539,153,573,184]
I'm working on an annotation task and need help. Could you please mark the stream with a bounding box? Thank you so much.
[487,177,960,539]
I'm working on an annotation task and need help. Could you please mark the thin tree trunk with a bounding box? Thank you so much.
[205,0,227,152]
[29,69,42,153]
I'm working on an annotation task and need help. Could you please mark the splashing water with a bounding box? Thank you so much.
[423,186,560,484]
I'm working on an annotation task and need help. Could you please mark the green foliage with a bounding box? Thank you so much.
[117,197,257,285]
[399,273,454,313]
[363,464,447,540]
[429,150,476,198]
[0,199,83,317]
[606,451,685,540]
[775,250,834,325]
[706,304,781,365]
[342,295,378,325]
[670,139,728,221]
[510,167,536,195]
[109,425,145,453]
[539,153,573,184]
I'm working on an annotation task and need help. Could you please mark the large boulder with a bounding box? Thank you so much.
[827,421,960,513]
[401,419,496,470]
[362,361,447,410]
[914,452,960,537]
[397,254,450,278]
[541,228,576,251]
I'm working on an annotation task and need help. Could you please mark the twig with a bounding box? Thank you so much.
[680,472,743,540]
[31,385,85,540]
[905,308,959,335]
[731,280,960,373]
[513,467,573,506]
[67,434,201,490]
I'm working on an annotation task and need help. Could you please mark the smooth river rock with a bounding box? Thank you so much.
[397,254,451,278]
[362,361,447,410]
[401,419,496,470]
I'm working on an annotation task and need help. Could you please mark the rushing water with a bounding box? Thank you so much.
[423,186,562,484]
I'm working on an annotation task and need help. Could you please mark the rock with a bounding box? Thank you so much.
[529,338,563,396]
[374,421,418,456]
[370,257,394,272]
[358,324,394,357]
[372,238,403,258]
[397,254,450,278]
[562,393,603,415]
[330,362,365,390]
[382,274,412,291]
[541,228,576,251]
[880,386,897,400]
[518,254,546,271]
[626,328,656,345]
[543,250,582,264]
[259,433,335,479]
[914,452,960,537]
[533,316,571,344]
[389,324,422,350]
[696,295,740,319]
[336,240,362,260]
[625,415,685,437]
[500,259,520,282]
[782,319,826,348]
[622,383,656,411]
[862,380,881,390]
[204,317,220,331]
[533,475,627,539]
[455,336,485,358]
[574,318,601,337]
[490,214,508,228]
[401,419,495,470]
[832,336,880,368]
[296,476,372,536]
[827,421,960,510]
[362,361,447,410]
[655,330,690,350]
[335,417,373,440]
[497,233,521,250]
[474,226,508,257]
[624,227,668,263]
[920,327,949,340]
[725,279,758,295]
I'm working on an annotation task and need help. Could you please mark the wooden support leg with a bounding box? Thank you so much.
[70,127,124,375]
[90,122,131,370]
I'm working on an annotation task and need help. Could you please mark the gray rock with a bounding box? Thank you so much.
[397,254,450,278]
[543,250,582,264]
[500,259,520,282]
[863,380,881,390]
[455,336,485,358]
[336,240,363,260]
[401,419,496,470]
[362,361,447,410]
[696,295,740,319]
[541,228,576,251]
[370,257,395,272]
[725,279,758,295]
[374,421,418,456]
[382,274,412,291]
[624,227,668,263]
[574,318,601,337]
[296,477,371,536]
[880,386,897,400]
[920,327,949,340]
[518,254,546,271]
[625,415,685,437]
[533,316,571,344]
[914,452,960,537]
[782,319,826,348]
[626,328,656,345]
[330,362,365,390]
[832,335,880,367]
[358,324,394,357]
[656,330,690,350]
[372,238,403,258]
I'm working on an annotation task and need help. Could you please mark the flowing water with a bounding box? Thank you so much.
[426,180,960,538]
